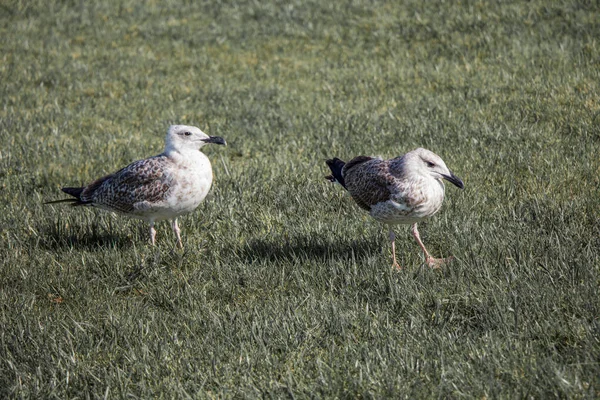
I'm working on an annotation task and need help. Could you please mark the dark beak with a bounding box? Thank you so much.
[442,171,464,189]
[202,136,226,145]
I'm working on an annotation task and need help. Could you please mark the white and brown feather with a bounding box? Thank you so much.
[341,152,446,224]
[343,156,392,211]
[81,155,175,215]
[48,124,225,246]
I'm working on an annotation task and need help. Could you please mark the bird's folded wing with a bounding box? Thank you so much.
[343,158,394,211]
[81,156,174,213]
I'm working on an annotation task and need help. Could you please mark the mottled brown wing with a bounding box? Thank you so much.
[343,157,393,211]
[343,155,374,173]
[81,155,174,213]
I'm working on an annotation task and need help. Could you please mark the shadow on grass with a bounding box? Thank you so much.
[36,231,131,251]
[238,234,382,264]
[34,221,134,251]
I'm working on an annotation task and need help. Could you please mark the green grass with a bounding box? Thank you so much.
[1,0,600,397]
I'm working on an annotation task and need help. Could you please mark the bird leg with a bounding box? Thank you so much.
[171,219,183,249]
[411,223,452,268]
[149,221,157,246]
[389,228,402,270]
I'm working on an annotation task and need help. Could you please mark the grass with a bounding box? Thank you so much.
[1,0,599,397]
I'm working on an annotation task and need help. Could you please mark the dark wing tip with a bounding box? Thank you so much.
[325,157,343,167]
[325,158,347,188]
[343,156,374,172]
[44,198,79,205]
[61,186,84,199]
[46,186,92,206]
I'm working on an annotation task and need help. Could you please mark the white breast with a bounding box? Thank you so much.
[410,178,445,219]
[167,151,213,214]
[370,178,445,225]
[139,150,213,222]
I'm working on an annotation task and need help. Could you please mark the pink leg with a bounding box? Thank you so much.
[149,221,157,245]
[389,228,402,270]
[411,223,453,268]
[172,219,183,249]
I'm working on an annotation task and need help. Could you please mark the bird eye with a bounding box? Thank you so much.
[184,131,191,136]
[426,161,435,168]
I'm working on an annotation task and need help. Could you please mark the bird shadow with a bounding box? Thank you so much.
[36,231,131,252]
[34,221,135,251]
[236,233,383,265]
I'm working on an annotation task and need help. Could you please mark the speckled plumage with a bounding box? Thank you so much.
[48,125,226,247]
[77,155,175,215]
[326,148,464,269]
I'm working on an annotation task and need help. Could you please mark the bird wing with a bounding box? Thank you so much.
[81,155,174,213]
[343,157,394,211]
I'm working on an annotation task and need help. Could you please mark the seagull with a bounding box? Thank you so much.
[325,148,464,269]
[46,125,226,247]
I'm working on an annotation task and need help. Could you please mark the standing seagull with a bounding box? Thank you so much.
[325,148,464,269]
[46,125,226,247]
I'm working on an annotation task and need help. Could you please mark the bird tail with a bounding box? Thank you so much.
[325,158,347,189]
[44,187,89,206]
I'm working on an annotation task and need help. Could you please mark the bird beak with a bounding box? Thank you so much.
[202,136,227,145]
[441,171,464,189]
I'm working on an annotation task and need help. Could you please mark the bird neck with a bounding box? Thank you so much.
[164,144,203,158]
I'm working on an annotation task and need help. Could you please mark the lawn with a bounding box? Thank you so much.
[1,0,599,398]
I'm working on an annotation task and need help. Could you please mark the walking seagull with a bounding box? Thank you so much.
[46,125,226,247]
[325,148,464,269]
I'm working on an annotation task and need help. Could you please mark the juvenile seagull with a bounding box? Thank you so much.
[47,125,226,247]
[325,148,464,269]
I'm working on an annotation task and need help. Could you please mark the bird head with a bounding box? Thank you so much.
[410,148,464,189]
[165,125,226,153]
